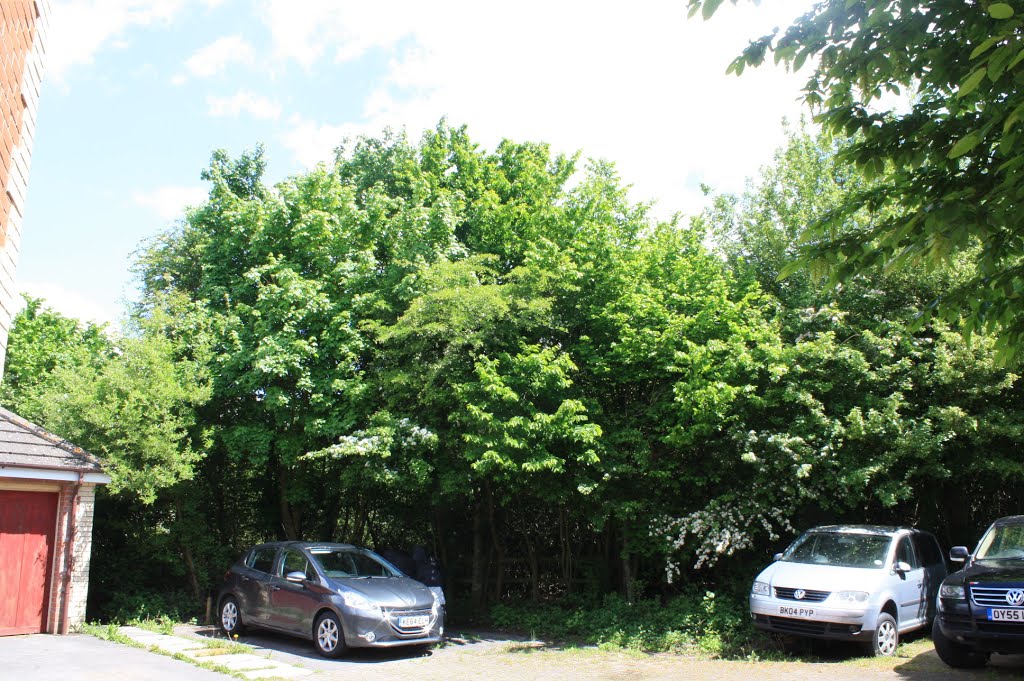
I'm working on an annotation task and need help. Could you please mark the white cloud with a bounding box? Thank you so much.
[274,0,815,217]
[132,185,208,221]
[16,281,121,329]
[207,90,282,120]
[183,34,255,79]
[48,0,190,84]
[280,116,373,168]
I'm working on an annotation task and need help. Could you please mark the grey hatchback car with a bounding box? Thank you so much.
[218,541,444,657]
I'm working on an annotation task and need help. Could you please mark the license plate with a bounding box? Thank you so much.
[398,615,430,628]
[778,605,816,618]
[988,609,1024,622]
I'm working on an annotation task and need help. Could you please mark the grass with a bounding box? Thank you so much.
[80,620,278,679]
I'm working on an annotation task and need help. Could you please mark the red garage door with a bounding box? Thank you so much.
[0,490,58,635]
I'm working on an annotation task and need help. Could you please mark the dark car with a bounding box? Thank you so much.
[218,541,444,657]
[934,516,1024,668]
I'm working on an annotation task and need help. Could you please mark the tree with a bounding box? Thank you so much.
[662,126,1024,572]
[690,0,1024,362]
[1,295,212,503]
[0,296,111,418]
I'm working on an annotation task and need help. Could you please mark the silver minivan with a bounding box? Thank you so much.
[749,525,946,656]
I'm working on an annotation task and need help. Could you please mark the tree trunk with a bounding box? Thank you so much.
[352,499,367,545]
[523,521,540,602]
[488,488,505,601]
[470,497,487,610]
[277,462,302,540]
[621,525,635,604]
[560,507,573,594]
[175,496,202,604]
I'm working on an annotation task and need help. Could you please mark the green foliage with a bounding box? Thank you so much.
[490,589,761,657]
[665,125,1024,571]
[2,296,211,503]
[0,296,112,418]
[15,120,1024,622]
[690,0,1024,363]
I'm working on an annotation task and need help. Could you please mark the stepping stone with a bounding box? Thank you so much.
[240,666,313,679]
[210,653,279,671]
[118,628,206,653]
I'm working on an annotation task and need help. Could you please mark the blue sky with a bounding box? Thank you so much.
[20,0,813,327]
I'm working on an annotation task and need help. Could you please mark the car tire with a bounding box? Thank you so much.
[219,596,245,637]
[314,611,347,658]
[932,617,989,668]
[870,612,899,657]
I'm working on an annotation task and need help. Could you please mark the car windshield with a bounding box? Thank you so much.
[782,532,892,569]
[975,524,1024,560]
[309,548,401,578]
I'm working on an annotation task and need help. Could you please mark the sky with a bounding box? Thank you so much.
[19,0,815,327]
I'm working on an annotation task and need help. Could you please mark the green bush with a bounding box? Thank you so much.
[102,589,200,624]
[490,588,771,658]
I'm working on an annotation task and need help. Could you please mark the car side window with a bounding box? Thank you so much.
[912,534,942,567]
[246,547,277,574]
[895,537,920,569]
[280,549,314,580]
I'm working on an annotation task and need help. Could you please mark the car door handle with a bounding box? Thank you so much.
[271,585,282,591]
[240,576,251,583]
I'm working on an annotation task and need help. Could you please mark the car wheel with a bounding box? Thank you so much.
[932,617,989,668]
[219,596,245,637]
[314,611,347,658]
[870,612,899,657]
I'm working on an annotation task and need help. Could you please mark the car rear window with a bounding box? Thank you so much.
[246,547,277,574]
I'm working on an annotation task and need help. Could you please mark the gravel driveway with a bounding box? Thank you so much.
[178,625,1024,681]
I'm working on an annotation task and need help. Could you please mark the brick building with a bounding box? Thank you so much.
[0,0,49,372]
[0,1,110,636]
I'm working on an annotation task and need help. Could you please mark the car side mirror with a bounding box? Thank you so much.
[285,571,307,583]
[894,561,912,574]
[772,553,783,562]
[950,546,969,562]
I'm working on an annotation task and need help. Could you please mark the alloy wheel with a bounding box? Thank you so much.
[876,619,897,656]
[221,601,238,632]
[318,617,339,652]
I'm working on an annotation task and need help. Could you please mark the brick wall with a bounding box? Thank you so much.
[68,483,96,628]
[46,481,98,633]
[0,0,49,375]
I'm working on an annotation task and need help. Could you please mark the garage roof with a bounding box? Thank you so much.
[0,406,105,473]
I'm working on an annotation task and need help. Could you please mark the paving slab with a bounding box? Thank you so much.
[240,665,314,679]
[119,627,208,654]
[211,652,278,670]
[117,625,314,678]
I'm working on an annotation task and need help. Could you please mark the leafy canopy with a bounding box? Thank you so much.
[690,0,1024,362]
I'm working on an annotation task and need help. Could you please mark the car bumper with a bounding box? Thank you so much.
[342,607,445,648]
[937,599,1024,653]
[750,595,873,641]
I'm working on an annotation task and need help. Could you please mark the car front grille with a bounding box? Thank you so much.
[970,585,1024,607]
[773,587,831,603]
[385,608,436,636]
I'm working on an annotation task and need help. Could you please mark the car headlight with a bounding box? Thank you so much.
[339,590,380,612]
[751,581,770,596]
[940,584,966,600]
[429,586,446,605]
[833,591,870,603]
